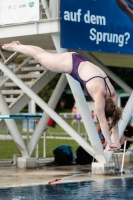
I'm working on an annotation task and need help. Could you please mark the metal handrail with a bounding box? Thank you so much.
[121,139,133,173]
[0,115,42,147]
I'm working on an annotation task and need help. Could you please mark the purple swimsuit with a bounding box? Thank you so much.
[70,53,111,97]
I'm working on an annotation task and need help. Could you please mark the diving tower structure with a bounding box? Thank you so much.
[0,0,133,172]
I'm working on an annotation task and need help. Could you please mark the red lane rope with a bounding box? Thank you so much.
[48,173,90,184]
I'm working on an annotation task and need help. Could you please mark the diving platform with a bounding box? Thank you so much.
[0,0,133,172]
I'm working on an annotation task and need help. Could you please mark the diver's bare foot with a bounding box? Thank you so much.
[2,41,20,51]
[15,41,21,45]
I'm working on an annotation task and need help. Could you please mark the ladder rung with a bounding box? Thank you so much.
[5,82,32,87]
[17,74,40,79]
[29,60,39,64]
[5,98,17,102]
[1,90,23,94]
[21,66,45,72]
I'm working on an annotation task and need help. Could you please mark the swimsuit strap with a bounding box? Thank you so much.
[85,76,104,83]
[85,76,111,97]
[104,77,111,97]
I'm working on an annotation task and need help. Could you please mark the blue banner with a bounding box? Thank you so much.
[60,0,133,54]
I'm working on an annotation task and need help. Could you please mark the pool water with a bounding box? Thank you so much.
[0,178,133,200]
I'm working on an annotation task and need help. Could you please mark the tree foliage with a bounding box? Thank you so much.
[108,66,133,89]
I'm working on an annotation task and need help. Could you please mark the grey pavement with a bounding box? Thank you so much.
[0,161,133,188]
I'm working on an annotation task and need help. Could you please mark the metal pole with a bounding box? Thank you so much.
[35,144,39,158]
[120,140,128,173]
[66,73,105,157]
[77,119,80,135]
[0,50,6,61]
[27,119,29,147]
[34,120,39,158]
[43,130,46,158]
[120,139,133,173]
[49,0,59,18]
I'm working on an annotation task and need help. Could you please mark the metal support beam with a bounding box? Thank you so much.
[0,90,28,157]
[0,19,59,39]
[27,74,67,156]
[0,50,6,61]
[49,0,59,18]
[0,62,96,159]
[4,52,19,66]
[66,74,105,161]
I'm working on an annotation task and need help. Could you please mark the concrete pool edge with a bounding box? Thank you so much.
[0,165,133,189]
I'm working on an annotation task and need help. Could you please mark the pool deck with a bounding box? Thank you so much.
[0,160,133,188]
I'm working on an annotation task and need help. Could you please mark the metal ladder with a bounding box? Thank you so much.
[112,153,120,173]
[113,139,133,174]
[120,139,133,174]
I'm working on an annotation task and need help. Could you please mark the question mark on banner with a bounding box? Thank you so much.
[124,32,130,44]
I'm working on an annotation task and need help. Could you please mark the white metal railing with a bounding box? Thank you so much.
[47,117,86,136]
[120,139,133,173]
